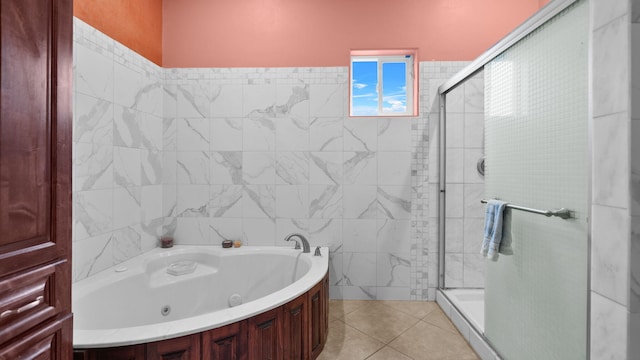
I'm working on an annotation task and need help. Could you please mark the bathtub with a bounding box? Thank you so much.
[73,245,329,348]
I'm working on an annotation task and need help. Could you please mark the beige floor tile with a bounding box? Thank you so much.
[329,300,372,320]
[389,321,479,360]
[378,300,439,319]
[422,307,458,334]
[344,301,421,344]
[317,319,385,360]
[367,346,414,360]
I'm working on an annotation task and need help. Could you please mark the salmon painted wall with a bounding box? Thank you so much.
[163,0,544,68]
[74,0,162,65]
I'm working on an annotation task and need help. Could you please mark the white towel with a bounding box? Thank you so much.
[481,200,507,261]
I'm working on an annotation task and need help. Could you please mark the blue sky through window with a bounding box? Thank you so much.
[351,61,378,116]
[382,62,407,113]
[351,59,408,116]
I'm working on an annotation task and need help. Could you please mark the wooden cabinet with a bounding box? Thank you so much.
[0,0,73,359]
[0,317,71,359]
[283,295,308,360]
[202,322,247,360]
[247,307,283,360]
[148,334,201,360]
[86,346,145,360]
[308,276,328,359]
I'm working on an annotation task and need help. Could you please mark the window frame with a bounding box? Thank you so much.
[349,49,419,117]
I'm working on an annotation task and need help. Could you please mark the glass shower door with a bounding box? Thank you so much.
[483,1,589,359]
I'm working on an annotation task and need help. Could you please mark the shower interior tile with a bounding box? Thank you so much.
[464,148,485,184]
[463,218,485,254]
[446,113,464,148]
[463,184,485,219]
[464,77,484,114]
[444,254,463,288]
[445,149,464,183]
[444,184,464,218]
[464,113,484,148]
[444,218,464,253]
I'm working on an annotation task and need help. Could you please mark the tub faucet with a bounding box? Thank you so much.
[284,233,310,253]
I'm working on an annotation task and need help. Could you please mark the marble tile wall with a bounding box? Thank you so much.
[589,0,635,358]
[72,18,476,301]
[72,18,165,281]
[442,71,486,289]
[161,66,425,301]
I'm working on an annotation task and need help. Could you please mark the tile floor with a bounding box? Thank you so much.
[318,300,480,360]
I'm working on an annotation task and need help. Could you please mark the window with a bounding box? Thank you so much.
[350,50,418,117]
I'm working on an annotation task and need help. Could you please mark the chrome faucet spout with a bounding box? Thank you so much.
[284,233,311,253]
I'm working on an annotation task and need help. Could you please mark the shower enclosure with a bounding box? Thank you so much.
[437,0,589,359]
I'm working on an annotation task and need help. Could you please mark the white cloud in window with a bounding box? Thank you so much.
[353,83,368,89]
[352,93,377,99]
[383,94,407,112]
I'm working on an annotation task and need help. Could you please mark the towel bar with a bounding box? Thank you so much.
[480,199,572,219]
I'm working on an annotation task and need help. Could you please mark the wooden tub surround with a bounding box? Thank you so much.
[73,272,328,360]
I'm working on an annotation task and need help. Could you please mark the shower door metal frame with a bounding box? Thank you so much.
[436,0,591,358]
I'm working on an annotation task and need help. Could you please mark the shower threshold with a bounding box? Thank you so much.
[443,288,485,333]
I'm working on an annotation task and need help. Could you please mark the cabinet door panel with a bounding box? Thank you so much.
[202,322,247,360]
[283,295,307,360]
[0,0,73,358]
[0,316,71,360]
[0,0,72,276]
[247,307,283,360]
[309,273,328,359]
[147,334,200,360]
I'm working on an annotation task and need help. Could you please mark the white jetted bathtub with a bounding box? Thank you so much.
[73,245,329,348]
